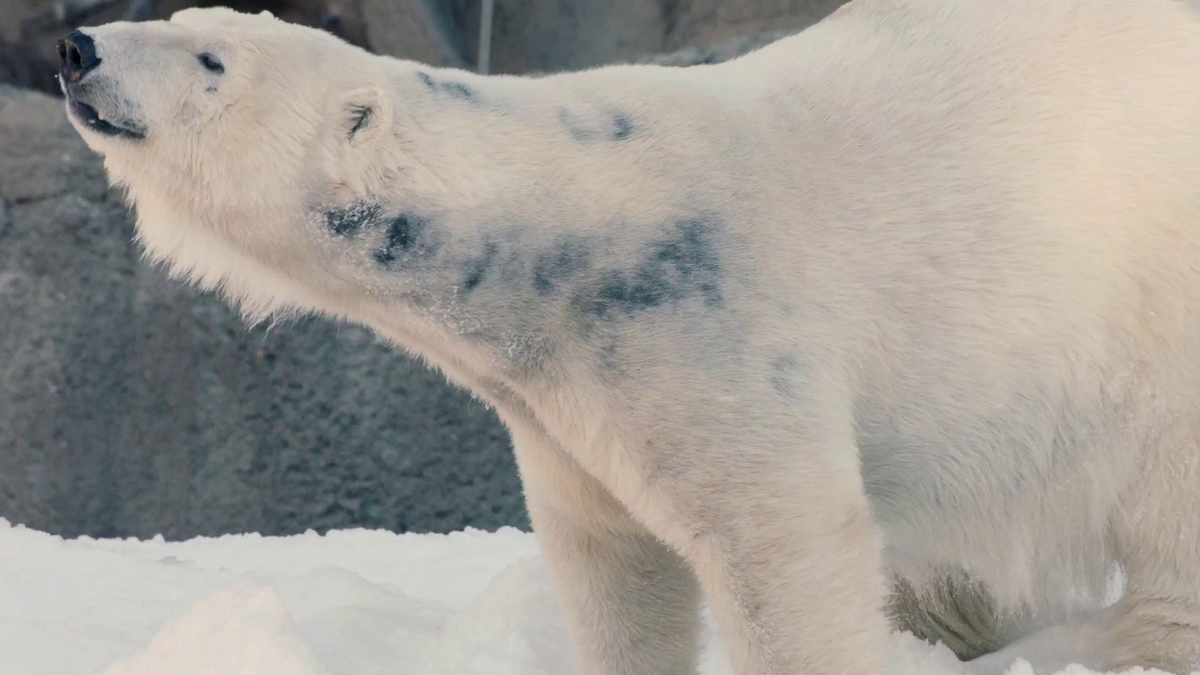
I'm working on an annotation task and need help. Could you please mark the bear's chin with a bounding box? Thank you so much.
[67,98,146,140]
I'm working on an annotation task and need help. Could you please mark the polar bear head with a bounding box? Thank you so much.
[57,7,404,319]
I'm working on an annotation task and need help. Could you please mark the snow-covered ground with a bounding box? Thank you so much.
[0,518,1178,674]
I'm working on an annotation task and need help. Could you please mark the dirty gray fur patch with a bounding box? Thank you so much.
[576,214,724,320]
[418,71,477,103]
[462,240,500,293]
[375,214,431,265]
[770,355,802,398]
[321,201,438,266]
[558,107,636,143]
[611,114,633,140]
[324,201,383,237]
[533,238,591,295]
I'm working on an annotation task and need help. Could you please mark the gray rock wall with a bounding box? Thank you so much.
[448,0,844,74]
[0,86,524,538]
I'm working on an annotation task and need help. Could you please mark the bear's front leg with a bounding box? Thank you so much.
[644,418,891,675]
[511,425,703,675]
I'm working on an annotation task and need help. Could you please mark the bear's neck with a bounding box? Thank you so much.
[328,61,728,396]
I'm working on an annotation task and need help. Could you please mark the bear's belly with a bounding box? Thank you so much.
[854,367,1151,597]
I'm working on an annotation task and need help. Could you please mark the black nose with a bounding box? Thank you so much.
[57,31,101,81]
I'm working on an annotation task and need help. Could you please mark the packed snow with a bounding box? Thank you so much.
[0,518,1182,674]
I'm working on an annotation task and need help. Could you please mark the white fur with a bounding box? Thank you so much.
[64,2,1200,673]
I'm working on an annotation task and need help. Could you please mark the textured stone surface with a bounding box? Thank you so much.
[661,0,846,53]
[360,0,467,67]
[452,0,842,74]
[0,86,525,539]
[453,0,667,74]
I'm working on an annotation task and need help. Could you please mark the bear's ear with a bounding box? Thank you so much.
[339,87,391,148]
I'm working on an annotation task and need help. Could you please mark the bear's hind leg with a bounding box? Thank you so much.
[1106,428,1200,674]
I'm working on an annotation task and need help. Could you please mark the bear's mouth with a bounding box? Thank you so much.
[68,98,146,140]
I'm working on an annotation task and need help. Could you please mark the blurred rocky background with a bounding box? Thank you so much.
[0,0,841,539]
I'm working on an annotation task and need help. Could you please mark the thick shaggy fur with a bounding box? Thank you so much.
[62,2,1200,673]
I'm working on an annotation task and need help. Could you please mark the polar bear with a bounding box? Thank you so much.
[57,2,1200,673]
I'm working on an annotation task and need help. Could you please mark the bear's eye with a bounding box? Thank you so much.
[198,53,224,74]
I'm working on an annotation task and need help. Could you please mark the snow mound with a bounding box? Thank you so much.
[0,518,1182,674]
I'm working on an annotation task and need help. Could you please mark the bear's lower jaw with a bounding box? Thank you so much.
[67,98,145,141]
